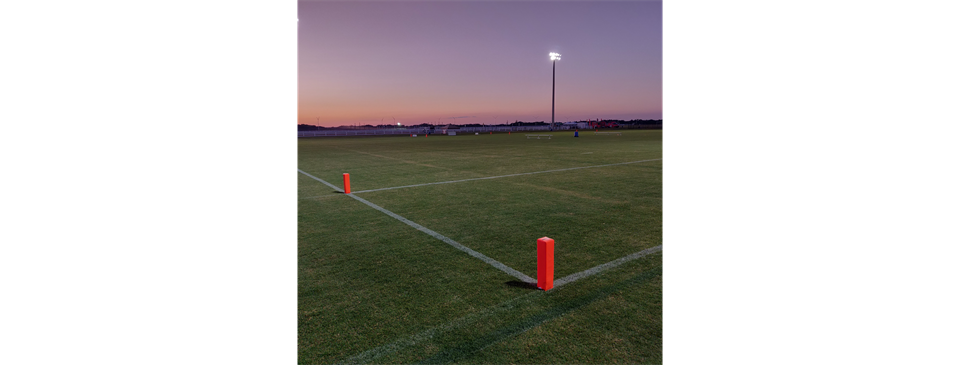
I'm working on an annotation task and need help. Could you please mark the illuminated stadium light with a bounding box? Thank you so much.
[550,52,561,126]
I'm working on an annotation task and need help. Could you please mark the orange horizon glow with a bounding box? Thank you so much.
[299,1,661,128]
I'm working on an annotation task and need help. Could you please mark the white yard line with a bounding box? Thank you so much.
[553,245,662,288]
[350,158,662,194]
[346,193,535,284]
[299,168,662,288]
[301,168,662,364]
[297,169,535,284]
[297,169,343,192]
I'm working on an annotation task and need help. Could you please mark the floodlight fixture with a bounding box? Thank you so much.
[549,52,561,125]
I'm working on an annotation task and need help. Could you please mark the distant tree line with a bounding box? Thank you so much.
[300,119,661,130]
[621,119,663,125]
[298,124,325,131]
[509,121,549,126]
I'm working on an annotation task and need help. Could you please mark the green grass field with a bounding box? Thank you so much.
[299,130,662,364]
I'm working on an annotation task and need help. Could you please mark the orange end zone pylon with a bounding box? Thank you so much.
[343,173,351,194]
[537,237,554,290]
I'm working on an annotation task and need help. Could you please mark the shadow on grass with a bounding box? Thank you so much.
[420,267,662,364]
[504,280,538,290]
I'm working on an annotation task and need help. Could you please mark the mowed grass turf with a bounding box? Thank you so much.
[299,130,662,364]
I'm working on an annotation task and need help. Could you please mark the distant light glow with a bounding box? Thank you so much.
[397,122,401,126]
[549,52,561,61]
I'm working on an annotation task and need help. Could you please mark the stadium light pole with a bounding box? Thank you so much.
[549,52,561,128]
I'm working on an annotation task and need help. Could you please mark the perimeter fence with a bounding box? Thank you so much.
[297,125,572,137]
[297,124,659,137]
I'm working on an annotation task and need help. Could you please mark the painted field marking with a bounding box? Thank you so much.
[350,158,662,194]
[553,245,662,288]
[347,193,535,283]
[300,168,662,363]
[339,247,663,364]
[299,168,661,288]
[298,169,343,192]
[297,169,534,284]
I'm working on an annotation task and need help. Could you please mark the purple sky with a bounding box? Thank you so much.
[299,1,661,127]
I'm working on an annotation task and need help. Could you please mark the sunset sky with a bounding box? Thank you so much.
[298,0,661,127]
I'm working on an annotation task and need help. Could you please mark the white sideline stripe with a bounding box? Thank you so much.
[553,245,662,288]
[297,169,343,192]
[297,169,534,283]
[301,169,662,363]
[351,158,662,194]
[346,193,536,284]
[341,246,664,364]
